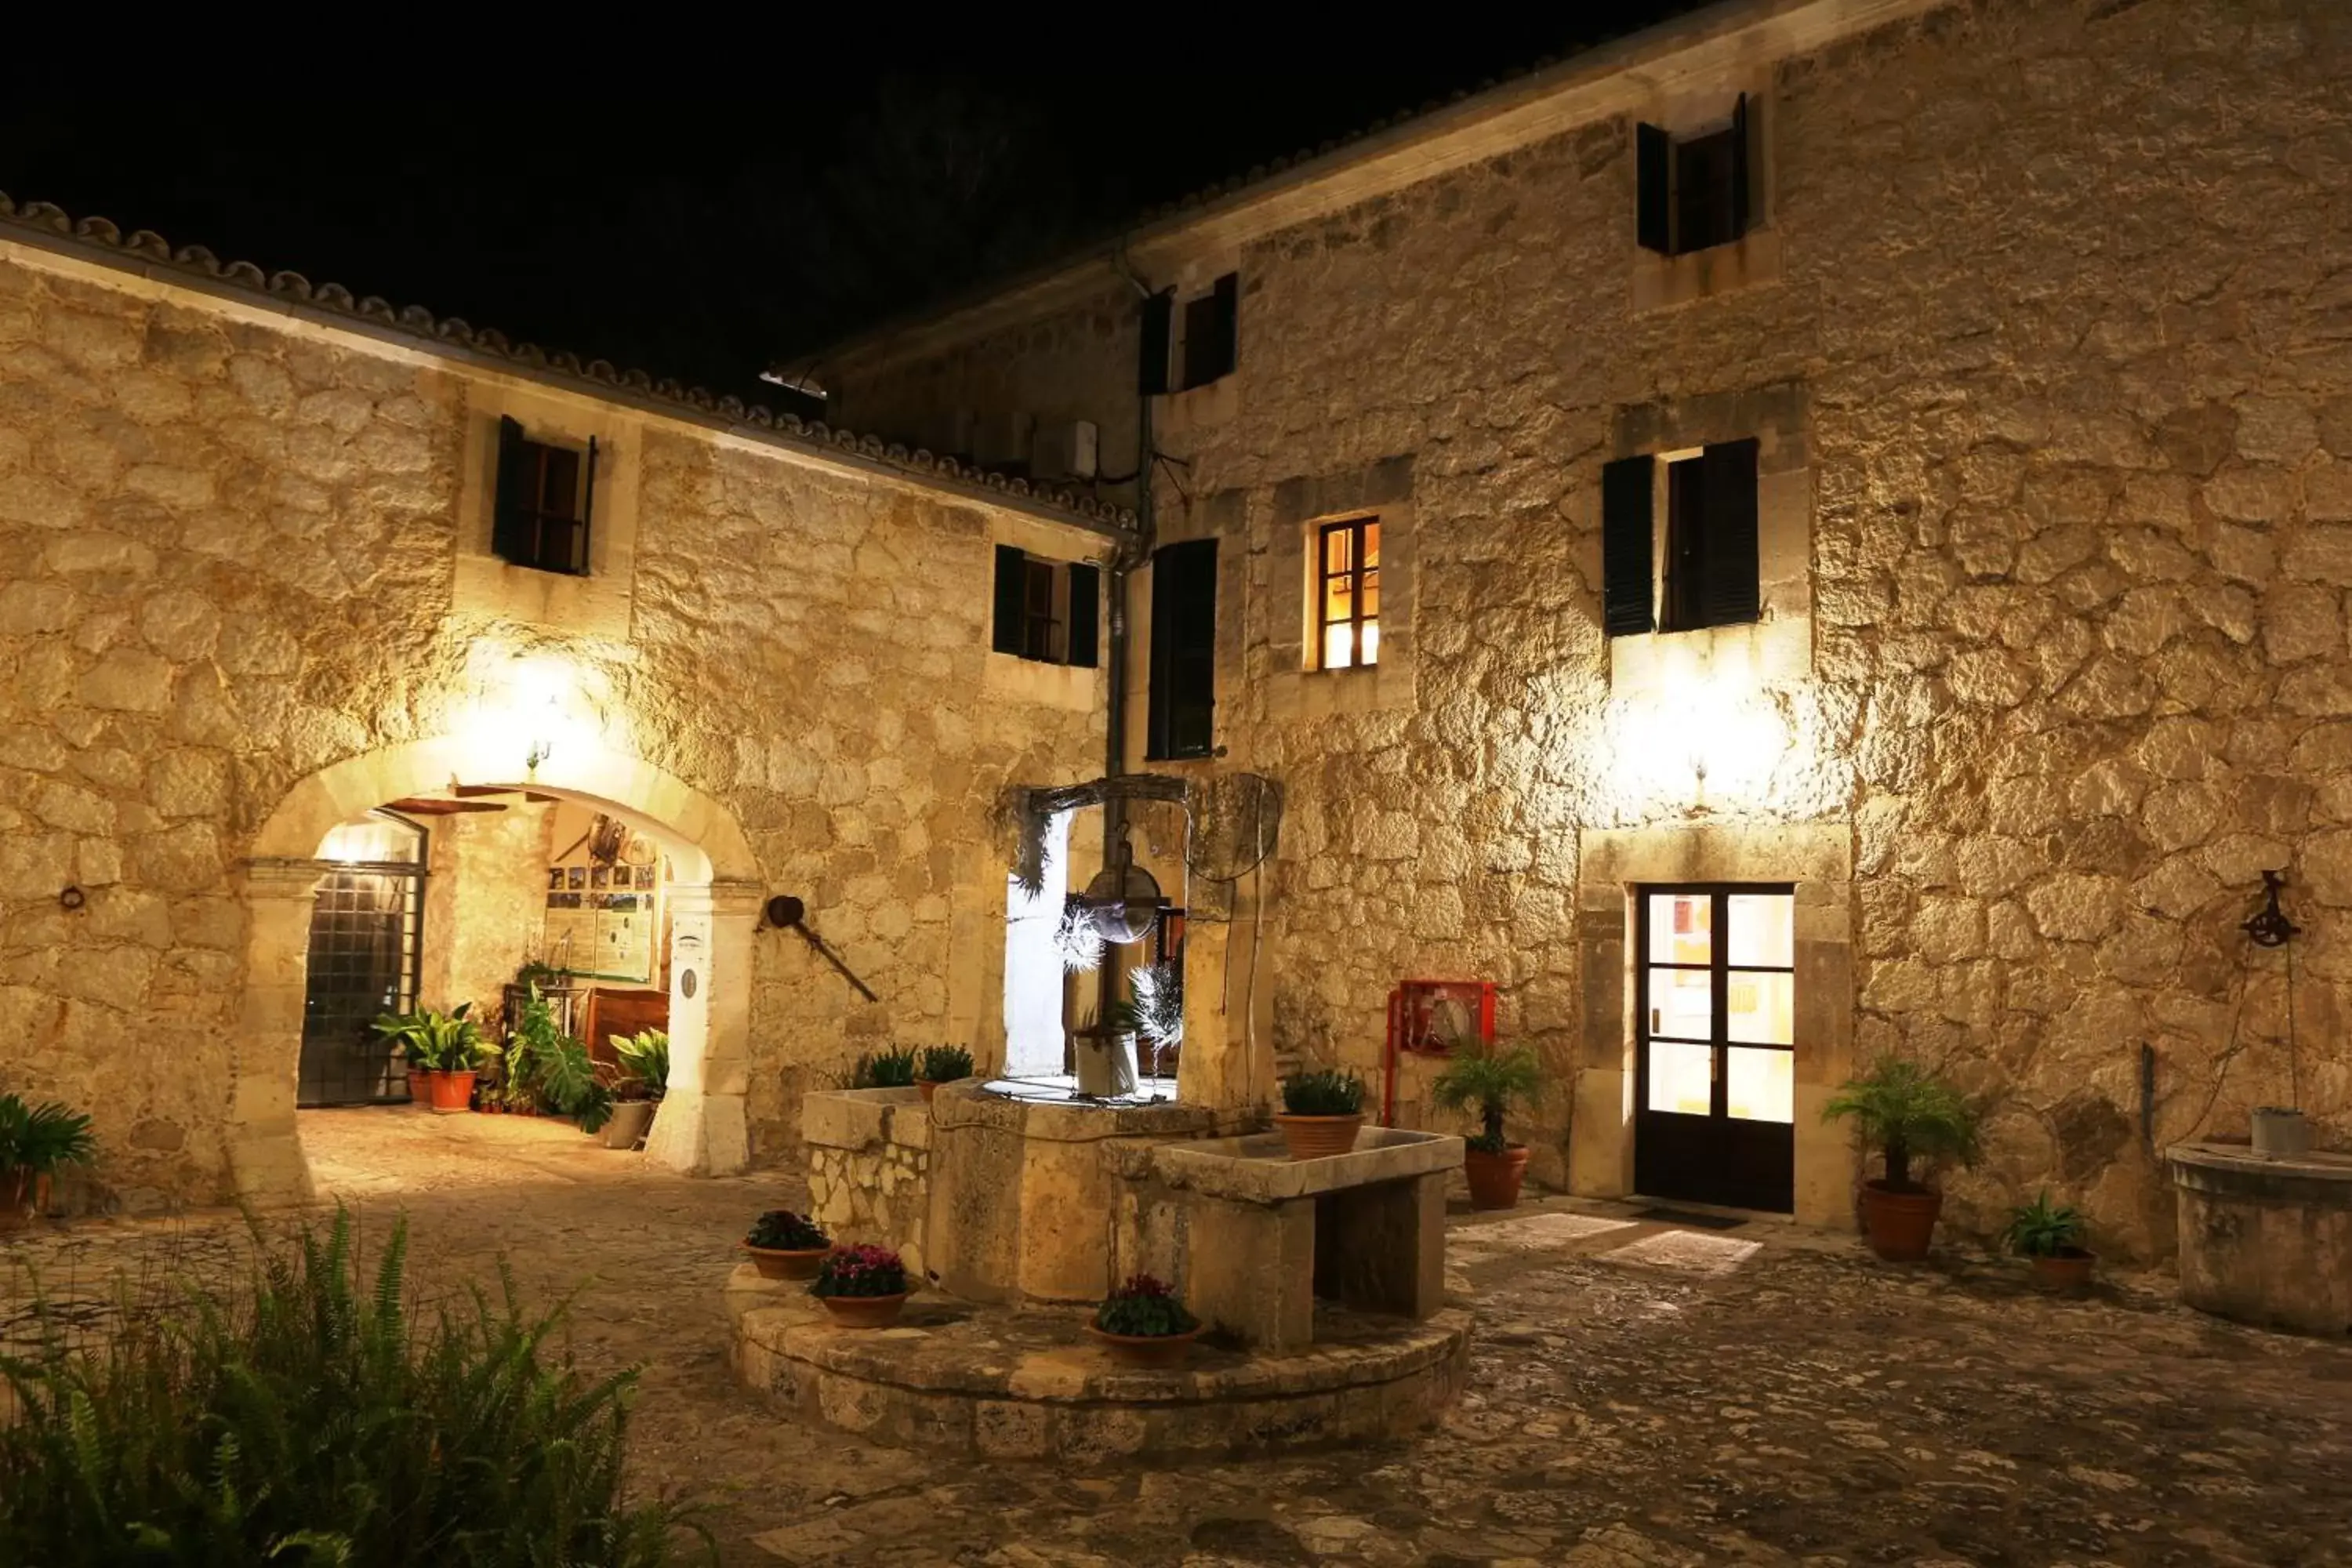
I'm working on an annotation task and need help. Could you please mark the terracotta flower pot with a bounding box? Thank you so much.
[2029,1248,2096,1292]
[1464,1144,1530,1210]
[817,1291,909,1328]
[427,1069,476,1114]
[1858,1180,1943,1261]
[1272,1113,1363,1161]
[742,1243,829,1280]
[0,1167,31,1233]
[915,1080,939,1104]
[1087,1321,1204,1369]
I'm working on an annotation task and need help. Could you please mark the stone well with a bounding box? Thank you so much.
[746,1079,1472,1456]
[2169,1141,2352,1337]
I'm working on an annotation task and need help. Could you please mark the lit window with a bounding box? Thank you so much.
[1317,517,1380,670]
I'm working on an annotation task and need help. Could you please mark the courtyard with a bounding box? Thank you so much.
[7,1111,2347,1566]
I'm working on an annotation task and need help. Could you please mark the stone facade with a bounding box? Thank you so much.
[822,0,2352,1257]
[0,237,1113,1210]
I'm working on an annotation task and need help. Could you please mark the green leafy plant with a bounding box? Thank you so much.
[916,1045,974,1084]
[611,1029,670,1098]
[746,1210,828,1251]
[368,1004,491,1074]
[2002,1190,2089,1258]
[850,1046,920,1090]
[0,1094,97,1176]
[501,989,606,1127]
[1823,1056,1983,1192]
[1280,1069,1367,1118]
[1430,1040,1544,1155]
[0,1207,706,1565]
[811,1244,906,1299]
[1094,1273,1197,1338]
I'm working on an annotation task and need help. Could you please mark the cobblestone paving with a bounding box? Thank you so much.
[5,1109,2350,1566]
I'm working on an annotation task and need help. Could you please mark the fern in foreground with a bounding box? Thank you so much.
[0,1207,705,1566]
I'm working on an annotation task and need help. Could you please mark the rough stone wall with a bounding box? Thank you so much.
[828,278,1143,495]
[803,1087,932,1276]
[828,0,2352,1257]
[418,800,557,1024]
[0,249,1105,1209]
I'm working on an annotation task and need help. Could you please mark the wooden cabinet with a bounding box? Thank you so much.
[584,988,670,1067]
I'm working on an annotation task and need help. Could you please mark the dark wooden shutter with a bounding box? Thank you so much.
[1138,290,1172,396]
[1066,562,1100,668]
[1700,437,1761,627]
[492,416,534,564]
[1636,123,1671,254]
[576,435,598,575]
[1147,539,1218,760]
[1208,271,1239,380]
[992,545,1026,655]
[1730,93,1752,240]
[1601,455,1657,637]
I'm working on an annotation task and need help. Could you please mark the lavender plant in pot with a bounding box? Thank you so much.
[1087,1273,1204,1368]
[742,1209,831,1279]
[1824,1056,1982,1261]
[810,1243,911,1327]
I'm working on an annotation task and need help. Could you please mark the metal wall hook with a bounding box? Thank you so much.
[2243,869,2299,948]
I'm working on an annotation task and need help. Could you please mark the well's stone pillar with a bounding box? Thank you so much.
[645,878,760,1176]
[1174,915,1276,1112]
[230,857,326,1206]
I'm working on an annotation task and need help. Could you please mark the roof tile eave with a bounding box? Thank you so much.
[0,191,1138,538]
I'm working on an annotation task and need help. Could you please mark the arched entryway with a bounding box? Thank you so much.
[233,737,762,1204]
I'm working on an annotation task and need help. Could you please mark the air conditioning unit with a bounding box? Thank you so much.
[1030,419,1099,483]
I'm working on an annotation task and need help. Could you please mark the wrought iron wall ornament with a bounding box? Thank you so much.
[762,892,880,1002]
[2244,869,2299,948]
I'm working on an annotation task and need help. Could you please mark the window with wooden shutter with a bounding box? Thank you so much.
[1635,95,1755,257]
[992,545,1101,666]
[491,417,596,575]
[1602,455,1657,636]
[1147,539,1218,760]
[1644,438,1762,637]
[1139,290,1173,396]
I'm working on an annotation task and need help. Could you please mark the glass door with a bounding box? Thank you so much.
[1634,885,1796,1212]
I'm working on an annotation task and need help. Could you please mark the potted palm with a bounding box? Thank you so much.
[604,1029,667,1149]
[1430,1040,1544,1209]
[2003,1190,2095,1291]
[809,1243,911,1327]
[0,1094,96,1230]
[1273,1069,1367,1160]
[742,1209,832,1279]
[372,1004,492,1114]
[1087,1273,1204,1367]
[913,1045,975,1104]
[1823,1056,1983,1261]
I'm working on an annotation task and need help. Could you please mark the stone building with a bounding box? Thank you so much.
[4,0,2348,1261]
[815,0,2352,1254]
[0,201,1126,1210]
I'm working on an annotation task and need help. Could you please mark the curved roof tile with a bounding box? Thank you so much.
[0,191,1138,535]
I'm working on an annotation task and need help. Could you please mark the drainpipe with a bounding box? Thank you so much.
[1098,259,1157,1032]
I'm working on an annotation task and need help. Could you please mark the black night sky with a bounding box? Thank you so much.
[2,11,1699,405]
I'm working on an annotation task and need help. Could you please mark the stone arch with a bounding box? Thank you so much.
[234,737,763,1203]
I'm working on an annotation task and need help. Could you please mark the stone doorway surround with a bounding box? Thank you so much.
[235,737,764,1203]
[1572,822,1856,1229]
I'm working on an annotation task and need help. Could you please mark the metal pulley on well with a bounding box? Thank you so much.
[1080,838,1162,945]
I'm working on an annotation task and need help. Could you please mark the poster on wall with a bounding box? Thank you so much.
[541,816,662,983]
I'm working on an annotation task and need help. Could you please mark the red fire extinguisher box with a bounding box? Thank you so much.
[1382,979,1496,1126]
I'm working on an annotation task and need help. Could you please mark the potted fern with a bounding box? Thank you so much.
[2004,1190,2095,1291]
[1430,1040,1544,1209]
[1823,1056,1982,1261]
[810,1243,911,1327]
[913,1044,975,1103]
[1087,1273,1203,1367]
[1273,1069,1367,1160]
[0,1094,96,1230]
[371,1004,492,1114]
[742,1209,831,1279]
